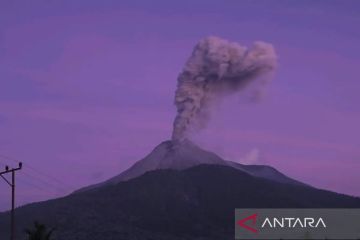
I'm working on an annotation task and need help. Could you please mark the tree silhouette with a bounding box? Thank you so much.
[24,221,55,240]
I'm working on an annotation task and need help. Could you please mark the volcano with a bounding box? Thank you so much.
[77,139,305,192]
[1,140,360,240]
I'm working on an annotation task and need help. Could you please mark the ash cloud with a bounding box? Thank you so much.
[172,36,277,141]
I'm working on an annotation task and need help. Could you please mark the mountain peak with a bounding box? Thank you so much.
[76,139,306,192]
[76,139,225,192]
[120,139,225,176]
[157,139,206,151]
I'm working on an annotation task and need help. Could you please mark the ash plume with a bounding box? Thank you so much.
[172,36,277,141]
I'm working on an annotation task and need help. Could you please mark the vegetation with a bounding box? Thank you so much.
[25,221,55,240]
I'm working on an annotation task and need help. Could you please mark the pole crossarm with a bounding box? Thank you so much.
[0,166,22,175]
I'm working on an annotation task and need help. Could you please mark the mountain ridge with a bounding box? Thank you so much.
[1,164,359,240]
[76,139,307,193]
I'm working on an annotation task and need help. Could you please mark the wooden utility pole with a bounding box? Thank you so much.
[0,162,22,240]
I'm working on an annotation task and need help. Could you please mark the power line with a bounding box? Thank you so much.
[16,176,61,196]
[22,171,69,192]
[0,154,74,190]
[0,160,67,216]
[0,159,70,197]
[0,161,63,204]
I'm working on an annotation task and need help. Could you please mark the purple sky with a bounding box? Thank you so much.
[1,1,360,211]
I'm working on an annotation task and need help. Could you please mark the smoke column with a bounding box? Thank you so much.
[172,36,277,141]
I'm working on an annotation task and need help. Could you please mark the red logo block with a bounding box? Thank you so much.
[237,213,258,233]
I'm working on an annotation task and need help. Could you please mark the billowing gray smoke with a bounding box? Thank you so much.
[172,36,277,141]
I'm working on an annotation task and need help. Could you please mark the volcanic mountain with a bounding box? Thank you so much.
[1,140,359,240]
[77,139,305,192]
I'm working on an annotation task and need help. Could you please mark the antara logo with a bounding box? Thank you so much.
[261,217,326,228]
[237,214,326,233]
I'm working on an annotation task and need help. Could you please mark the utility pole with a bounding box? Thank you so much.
[0,162,22,240]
